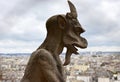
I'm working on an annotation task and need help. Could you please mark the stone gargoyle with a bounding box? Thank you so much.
[21,0,88,82]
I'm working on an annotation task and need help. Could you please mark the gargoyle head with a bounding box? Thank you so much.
[46,0,88,65]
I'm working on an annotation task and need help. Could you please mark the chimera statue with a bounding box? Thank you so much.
[21,0,88,82]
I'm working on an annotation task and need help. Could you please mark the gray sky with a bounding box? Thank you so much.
[0,0,120,53]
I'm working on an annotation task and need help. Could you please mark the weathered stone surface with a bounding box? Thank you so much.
[21,1,87,82]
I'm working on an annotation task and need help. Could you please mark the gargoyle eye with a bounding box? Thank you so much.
[72,18,75,21]
[75,27,81,32]
[72,19,77,22]
[72,19,78,25]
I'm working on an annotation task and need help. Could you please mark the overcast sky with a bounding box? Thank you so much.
[0,0,120,53]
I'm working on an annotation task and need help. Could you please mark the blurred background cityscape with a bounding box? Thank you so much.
[0,51,120,82]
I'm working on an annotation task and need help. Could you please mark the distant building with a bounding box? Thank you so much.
[117,73,120,80]
[98,77,110,82]
[76,76,92,82]
[113,80,120,82]
[0,70,2,81]
[71,79,84,82]
[73,65,89,73]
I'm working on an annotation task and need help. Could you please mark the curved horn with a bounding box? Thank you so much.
[68,0,78,18]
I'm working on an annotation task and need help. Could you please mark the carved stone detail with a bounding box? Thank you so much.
[21,1,87,82]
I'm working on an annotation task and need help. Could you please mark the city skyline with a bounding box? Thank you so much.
[0,0,120,53]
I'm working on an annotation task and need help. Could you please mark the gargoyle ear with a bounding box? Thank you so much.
[57,15,66,30]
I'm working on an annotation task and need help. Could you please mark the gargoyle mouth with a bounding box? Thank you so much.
[63,44,79,66]
[63,37,87,66]
[70,44,79,54]
[65,43,79,54]
[65,37,87,55]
